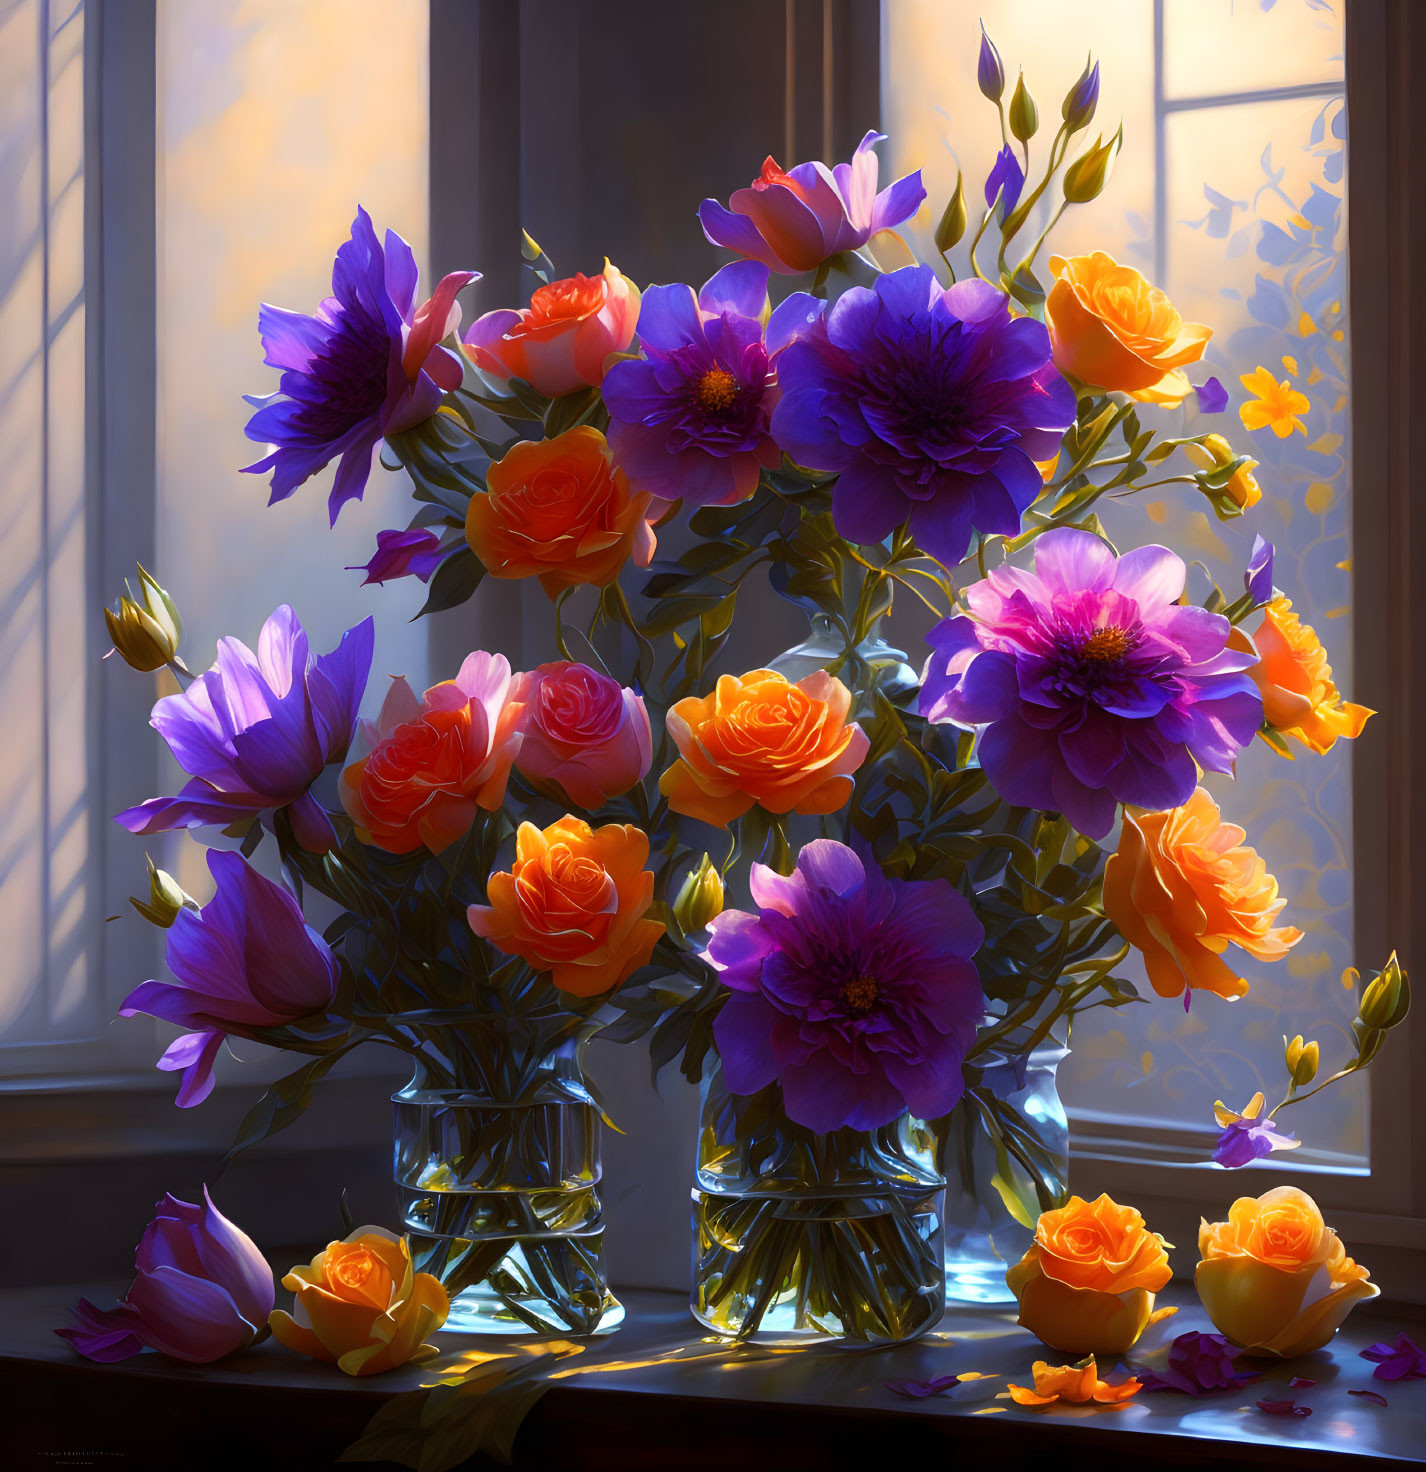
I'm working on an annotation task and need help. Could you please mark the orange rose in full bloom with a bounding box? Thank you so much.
[467,816,664,996]
[1103,787,1302,1002]
[268,1227,448,1377]
[341,652,523,854]
[462,261,640,398]
[1249,597,1373,755]
[1046,251,1211,406]
[659,668,870,828]
[1006,1194,1172,1357]
[1197,1186,1377,1357]
[466,426,655,597]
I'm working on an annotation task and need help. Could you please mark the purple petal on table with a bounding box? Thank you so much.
[1362,1332,1426,1381]
[1256,1399,1312,1417]
[1349,1389,1390,1407]
[886,1373,961,1399]
[1289,1376,1316,1389]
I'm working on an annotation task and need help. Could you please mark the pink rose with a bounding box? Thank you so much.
[512,661,652,809]
[462,262,640,399]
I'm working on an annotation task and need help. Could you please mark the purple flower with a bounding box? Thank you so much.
[771,268,1074,566]
[985,145,1025,215]
[118,850,339,1107]
[116,606,372,853]
[1063,59,1100,131]
[1211,1092,1299,1168]
[1245,534,1274,605]
[243,208,477,524]
[1362,1333,1426,1381]
[705,840,984,1133]
[1138,1332,1260,1395]
[1196,376,1229,414]
[57,1189,273,1363]
[698,131,925,276]
[920,529,1263,839]
[602,262,782,508]
[349,528,445,586]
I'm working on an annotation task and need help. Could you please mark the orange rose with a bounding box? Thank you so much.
[1197,1186,1377,1357]
[462,261,640,398]
[341,652,523,855]
[1046,251,1211,405]
[1249,597,1372,755]
[659,668,870,828]
[1007,1357,1142,1407]
[466,426,655,597]
[1103,787,1302,1002]
[1006,1194,1172,1356]
[268,1227,448,1377]
[467,815,664,996]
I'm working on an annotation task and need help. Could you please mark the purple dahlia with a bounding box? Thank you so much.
[243,208,476,524]
[919,528,1263,839]
[116,606,372,853]
[603,261,787,508]
[706,840,984,1133]
[769,267,1075,566]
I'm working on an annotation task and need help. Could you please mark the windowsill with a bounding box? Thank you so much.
[7,1281,1424,1470]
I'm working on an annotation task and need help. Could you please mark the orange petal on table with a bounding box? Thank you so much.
[1146,1305,1180,1327]
[1008,1383,1061,1406]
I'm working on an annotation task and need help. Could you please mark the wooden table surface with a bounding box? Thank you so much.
[5,1279,1425,1470]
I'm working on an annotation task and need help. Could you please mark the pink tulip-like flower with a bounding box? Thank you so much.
[462,261,640,399]
[57,1189,274,1364]
[340,652,524,854]
[698,130,925,276]
[512,661,652,810]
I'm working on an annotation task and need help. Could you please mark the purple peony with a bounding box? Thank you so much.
[698,130,924,277]
[770,267,1075,566]
[705,840,984,1133]
[603,261,783,508]
[920,528,1262,838]
[116,606,372,853]
[243,207,476,524]
[57,1188,274,1363]
[349,527,445,586]
[1138,1332,1260,1395]
[119,850,340,1107]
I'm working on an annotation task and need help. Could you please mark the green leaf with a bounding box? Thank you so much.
[414,549,486,619]
[223,1044,363,1165]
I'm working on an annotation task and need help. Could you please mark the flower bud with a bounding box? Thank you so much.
[105,564,182,672]
[131,855,197,928]
[1185,434,1261,516]
[1284,1034,1319,1086]
[935,172,967,254]
[1062,56,1100,132]
[1009,71,1039,144]
[1063,125,1122,204]
[1358,953,1409,1030]
[978,23,1005,103]
[674,855,724,934]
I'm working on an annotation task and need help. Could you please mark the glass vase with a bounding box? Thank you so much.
[691,1058,947,1344]
[392,1018,623,1336]
[768,611,918,717]
[942,1045,1070,1304]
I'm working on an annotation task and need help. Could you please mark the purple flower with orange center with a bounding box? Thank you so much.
[920,529,1263,839]
[603,262,786,508]
[705,840,984,1133]
[244,208,476,524]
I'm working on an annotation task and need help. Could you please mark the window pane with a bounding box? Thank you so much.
[155,0,431,903]
[883,0,1362,1165]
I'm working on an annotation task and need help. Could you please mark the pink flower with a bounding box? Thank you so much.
[462,262,640,399]
[340,652,524,854]
[57,1189,273,1364]
[512,661,652,810]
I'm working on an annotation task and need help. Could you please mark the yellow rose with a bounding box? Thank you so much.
[1196,1186,1377,1357]
[269,1226,448,1376]
[1005,1194,1173,1357]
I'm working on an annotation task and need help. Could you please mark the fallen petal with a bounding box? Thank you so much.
[1289,1376,1316,1389]
[1348,1389,1389,1407]
[1256,1398,1312,1417]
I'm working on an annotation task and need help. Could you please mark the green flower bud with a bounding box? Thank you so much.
[1062,56,1100,133]
[1008,71,1039,144]
[1284,1034,1319,1087]
[673,855,724,934]
[105,564,182,672]
[1062,124,1121,204]
[131,855,196,928]
[935,173,967,254]
[1359,953,1409,1030]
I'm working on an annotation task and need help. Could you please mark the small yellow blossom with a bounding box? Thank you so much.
[1239,366,1310,439]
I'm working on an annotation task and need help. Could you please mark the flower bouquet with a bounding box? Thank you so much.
[106,25,1406,1347]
